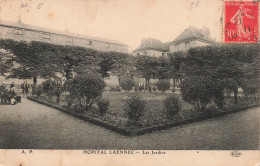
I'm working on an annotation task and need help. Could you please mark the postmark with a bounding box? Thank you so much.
[224,0,259,43]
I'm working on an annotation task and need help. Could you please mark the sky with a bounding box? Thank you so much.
[0,0,223,52]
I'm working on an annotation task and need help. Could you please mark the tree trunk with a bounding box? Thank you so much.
[32,76,37,96]
[33,76,37,84]
[145,77,150,91]
[173,78,176,91]
[65,70,71,80]
[234,90,238,105]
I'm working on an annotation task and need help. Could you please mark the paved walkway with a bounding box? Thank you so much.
[0,98,259,149]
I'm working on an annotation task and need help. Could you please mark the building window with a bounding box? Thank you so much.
[105,43,110,48]
[185,42,190,50]
[86,40,92,45]
[42,33,50,39]
[137,53,140,56]
[14,28,23,35]
[66,37,73,43]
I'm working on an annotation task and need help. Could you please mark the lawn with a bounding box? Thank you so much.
[34,92,193,125]
[102,92,193,123]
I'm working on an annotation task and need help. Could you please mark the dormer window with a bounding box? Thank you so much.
[185,42,190,49]
[105,43,110,48]
[86,40,92,45]
[14,28,23,35]
[42,33,50,39]
[66,37,73,43]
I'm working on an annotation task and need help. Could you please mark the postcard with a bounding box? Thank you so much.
[0,0,259,165]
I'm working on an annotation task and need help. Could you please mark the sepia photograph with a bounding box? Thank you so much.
[0,0,259,163]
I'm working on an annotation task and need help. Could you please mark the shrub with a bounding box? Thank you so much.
[180,76,217,110]
[54,83,63,103]
[42,79,63,102]
[97,98,110,116]
[241,78,260,100]
[67,72,106,111]
[124,93,146,126]
[0,85,12,104]
[221,78,238,105]
[110,85,121,92]
[163,95,181,119]
[42,79,55,94]
[214,91,225,108]
[36,85,43,97]
[156,79,170,93]
[119,76,135,92]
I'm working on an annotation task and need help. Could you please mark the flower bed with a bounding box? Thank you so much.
[28,93,259,136]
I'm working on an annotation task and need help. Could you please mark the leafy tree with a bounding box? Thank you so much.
[134,55,158,89]
[0,40,59,86]
[182,44,259,105]
[156,79,171,93]
[42,79,56,101]
[164,94,181,119]
[180,76,218,110]
[67,71,106,111]
[124,93,146,126]
[97,98,110,116]
[240,78,260,101]
[0,51,13,76]
[119,76,135,92]
[98,51,133,81]
[167,52,185,89]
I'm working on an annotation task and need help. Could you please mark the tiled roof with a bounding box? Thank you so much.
[133,38,170,52]
[171,26,216,45]
[0,19,127,46]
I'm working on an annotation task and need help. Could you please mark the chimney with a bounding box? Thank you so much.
[201,26,210,39]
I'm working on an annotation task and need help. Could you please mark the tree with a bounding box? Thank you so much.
[180,76,218,110]
[67,71,106,111]
[99,51,133,80]
[182,44,260,105]
[42,79,56,101]
[119,76,135,92]
[124,93,146,126]
[134,55,158,89]
[0,51,13,76]
[163,94,181,119]
[240,78,260,100]
[167,52,185,89]
[156,79,171,93]
[0,39,59,86]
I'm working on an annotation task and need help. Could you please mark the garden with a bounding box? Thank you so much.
[0,39,259,135]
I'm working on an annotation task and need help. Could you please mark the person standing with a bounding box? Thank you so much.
[24,83,29,98]
[21,82,25,98]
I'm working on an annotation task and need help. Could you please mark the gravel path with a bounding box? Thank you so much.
[0,98,259,149]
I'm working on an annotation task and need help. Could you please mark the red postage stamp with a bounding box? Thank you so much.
[224,1,259,43]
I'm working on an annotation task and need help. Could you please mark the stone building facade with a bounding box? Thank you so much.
[133,38,170,57]
[170,26,216,53]
[0,19,128,53]
[133,26,216,57]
